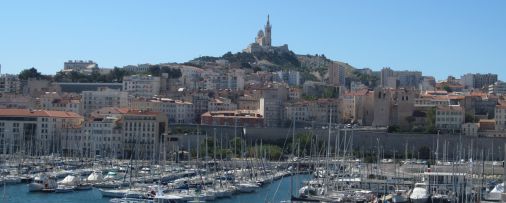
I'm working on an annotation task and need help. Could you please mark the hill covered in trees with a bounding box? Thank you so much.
[15,48,379,88]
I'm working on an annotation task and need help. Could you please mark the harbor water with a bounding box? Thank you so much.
[0,174,311,203]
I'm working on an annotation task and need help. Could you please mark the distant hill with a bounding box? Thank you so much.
[187,50,368,84]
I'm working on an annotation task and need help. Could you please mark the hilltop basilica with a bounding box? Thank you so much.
[244,15,289,54]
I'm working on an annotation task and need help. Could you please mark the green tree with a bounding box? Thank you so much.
[442,85,452,92]
[425,107,436,133]
[405,116,416,130]
[148,65,162,76]
[69,71,83,82]
[387,125,400,133]
[290,132,313,156]
[54,71,68,82]
[161,66,182,78]
[148,65,182,78]
[249,144,283,160]
[110,67,128,82]
[229,137,244,157]
[90,68,101,82]
[18,67,42,80]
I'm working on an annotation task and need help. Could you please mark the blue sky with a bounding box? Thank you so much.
[0,0,505,80]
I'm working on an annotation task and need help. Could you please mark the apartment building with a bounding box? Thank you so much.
[82,88,128,115]
[0,109,83,155]
[122,110,168,160]
[208,97,237,112]
[435,105,465,132]
[0,74,21,94]
[39,92,82,113]
[130,98,194,124]
[496,105,506,131]
[123,75,161,97]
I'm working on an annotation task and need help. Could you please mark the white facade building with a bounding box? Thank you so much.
[0,109,83,155]
[130,98,195,124]
[123,75,161,97]
[461,123,479,136]
[495,105,506,131]
[82,88,128,115]
[122,110,167,160]
[39,92,82,114]
[202,70,244,91]
[123,63,151,73]
[285,99,339,125]
[489,81,506,96]
[0,74,21,94]
[436,105,465,132]
[63,60,98,75]
[208,97,237,112]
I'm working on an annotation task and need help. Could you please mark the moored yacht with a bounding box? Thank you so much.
[483,182,503,202]
[88,170,104,183]
[409,183,429,203]
[28,174,58,192]
[236,182,259,193]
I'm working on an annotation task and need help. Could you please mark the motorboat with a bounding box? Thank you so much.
[55,185,75,193]
[88,170,104,182]
[100,188,146,198]
[153,194,185,203]
[483,182,503,202]
[76,183,93,190]
[409,183,429,203]
[236,182,259,193]
[391,190,409,203]
[59,173,80,186]
[104,171,120,180]
[95,180,129,188]
[3,175,21,184]
[28,174,58,192]
[109,198,154,203]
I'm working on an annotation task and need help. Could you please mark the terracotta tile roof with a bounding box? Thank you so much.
[125,110,161,115]
[92,107,130,115]
[343,89,369,97]
[479,119,495,123]
[432,95,450,100]
[448,95,465,100]
[424,90,448,96]
[0,109,82,118]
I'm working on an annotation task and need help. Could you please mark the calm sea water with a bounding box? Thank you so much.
[0,175,311,203]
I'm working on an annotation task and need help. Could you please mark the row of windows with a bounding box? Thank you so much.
[126,133,155,138]
[436,124,460,129]
[437,111,462,116]
[66,135,121,141]
[436,117,462,122]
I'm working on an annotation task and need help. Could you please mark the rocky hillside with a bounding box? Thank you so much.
[186,50,379,86]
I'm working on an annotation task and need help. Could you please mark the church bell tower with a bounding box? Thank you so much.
[264,15,272,47]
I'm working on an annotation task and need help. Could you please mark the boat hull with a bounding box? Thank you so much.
[410,197,428,203]
[28,183,44,192]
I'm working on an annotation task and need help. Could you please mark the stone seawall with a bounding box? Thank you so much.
[168,124,505,160]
